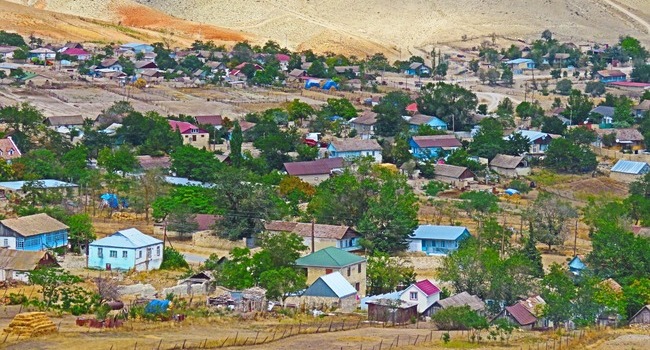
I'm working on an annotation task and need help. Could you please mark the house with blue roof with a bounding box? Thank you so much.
[505,58,536,74]
[506,130,552,155]
[610,160,650,183]
[0,213,68,251]
[407,225,471,255]
[406,114,448,132]
[88,228,163,271]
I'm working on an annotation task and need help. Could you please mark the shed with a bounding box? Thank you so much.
[301,271,358,311]
[426,292,485,316]
[568,255,586,275]
[489,154,530,178]
[609,160,650,183]
[0,248,59,282]
[630,305,650,325]
[495,303,537,329]
[432,164,475,188]
[367,299,418,324]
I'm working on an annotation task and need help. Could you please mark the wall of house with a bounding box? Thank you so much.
[285,295,358,312]
[434,175,471,189]
[133,243,164,271]
[0,229,68,251]
[610,172,643,184]
[0,236,16,249]
[630,308,650,324]
[305,262,367,297]
[88,245,136,270]
[328,148,382,163]
[399,286,440,313]
[182,132,210,149]
[297,174,330,186]
[408,238,461,255]
[492,166,531,178]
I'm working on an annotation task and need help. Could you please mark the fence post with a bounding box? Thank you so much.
[157,339,162,350]
[133,341,137,350]
[378,340,383,350]
[234,332,238,345]
[254,331,260,345]
[329,321,333,332]
[298,322,302,333]
[414,335,419,345]
[182,340,187,349]
[396,335,399,347]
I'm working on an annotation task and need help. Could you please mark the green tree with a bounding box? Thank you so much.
[230,122,243,167]
[613,97,635,126]
[528,194,577,249]
[584,81,606,96]
[366,253,416,295]
[160,247,189,270]
[166,205,199,238]
[555,79,573,95]
[307,60,328,78]
[0,31,26,46]
[29,268,83,308]
[541,116,567,134]
[631,64,650,83]
[373,91,411,137]
[416,82,478,131]
[170,145,222,182]
[286,99,314,125]
[565,127,596,145]
[563,90,594,125]
[515,101,545,121]
[15,149,61,179]
[65,213,95,252]
[486,68,500,85]
[544,138,597,173]
[320,98,357,120]
[61,145,90,183]
[501,67,514,86]
[97,146,137,176]
[469,118,506,160]
[308,170,372,226]
[0,102,45,152]
[541,264,576,325]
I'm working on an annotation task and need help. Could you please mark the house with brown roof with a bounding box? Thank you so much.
[349,111,377,139]
[634,100,650,118]
[0,248,59,282]
[0,213,68,251]
[596,69,626,83]
[406,114,448,132]
[283,158,345,185]
[0,137,21,163]
[265,220,360,252]
[596,128,644,152]
[493,295,548,330]
[409,135,461,159]
[44,115,86,129]
[327,138,382,163]
[433,164,475,188]
[194,115,224,129]
[426,292,486,316]
[489,154,530,178]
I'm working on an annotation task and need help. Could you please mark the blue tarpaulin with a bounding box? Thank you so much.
[100,193,119,208]
[304,79,321,89]
[145,300,170,314]
[322,80,339,90]
[505,189,520,196]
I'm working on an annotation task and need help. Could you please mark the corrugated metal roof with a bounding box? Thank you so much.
[490,154,525,169]
[90,228,162,248]
[296,247,365,267]
[508,130,548,142]
[0,248,58,271]
[0,179,77,190]
[1,213,68,237]
[318,272,357,298]
[411,225,470,241]
[414,280,441,296]
[434,292,485,311]
[411,135,461,149]
[164,176,214,188]
[505,303,537,326]
[610,160,649,175]
[329,138,382,152]
[284,158,344,176]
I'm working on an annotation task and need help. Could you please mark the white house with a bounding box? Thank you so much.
[88,228,163,271]
[327,138,382,163]
[399,279,441,315]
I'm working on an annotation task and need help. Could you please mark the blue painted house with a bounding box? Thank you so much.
[596,70,626,83]
[327,138,382,163]
[569,255,586,275]
[407,114,448,132]
[404,62,431,76]
[505,58,536,74]
[408,135,461,159]
[0,213,68,251]
[88,228,163,271]
[408,225,471,255]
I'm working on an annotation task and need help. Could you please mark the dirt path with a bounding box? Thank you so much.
[602,0,650,34]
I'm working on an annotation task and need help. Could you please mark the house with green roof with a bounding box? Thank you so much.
[296,246,367,297]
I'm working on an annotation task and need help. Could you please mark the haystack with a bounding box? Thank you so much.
[3,312,57,337]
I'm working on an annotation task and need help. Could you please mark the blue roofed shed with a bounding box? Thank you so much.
[408,225,471,255]
[610,160,650,183]
[301,271,358,311]
[88,228,163,271]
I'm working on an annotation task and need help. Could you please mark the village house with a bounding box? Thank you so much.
[400,280,441,315]
[283,157,345,185]
[119,43,154,53]
[0,248,59,283]
[98,58,123,72]
[265,220,360,252]
[408,135,461,159]
[0,179,78,200]
[609,160,650,183]
[194,115,224,129]
[169,120,210,149]
[136,155,171,171]
[629,305,650,325]
[0,137,21,163]
[404,62,431,76]
[61,48,91,61]
[405,114,448,132]
[367,299,418,324]
[489,154,530,178]
[591,106,615,124]
[293,272,358,312]
[494,295,548,330]
[634,100,650,118]
[408,225,471,255]
[44,115,87,130]
[597,128,645,152]
[327,139,382,163]
[88,228,163,271]
[504,58,536,74]
[596,69,627,83]
[349,111,377,139]
[333,65,360,77]
[0,46,19,60]
[507,130,553,155]
[433,164,475,188]
[295,246,366,297]
[28,48,56,61]
[0,213,68,251]
[426,292,486,316]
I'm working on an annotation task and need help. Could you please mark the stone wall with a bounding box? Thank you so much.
[284,295,358,312]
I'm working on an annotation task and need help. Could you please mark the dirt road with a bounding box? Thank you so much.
[603,0,650,34]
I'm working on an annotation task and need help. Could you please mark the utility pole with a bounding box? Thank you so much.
[311,218,315,253]
[573,219,578,256]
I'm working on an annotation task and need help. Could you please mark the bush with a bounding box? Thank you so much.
[424,181,449,196]
[160,247,189,270]
[508,179,531,194]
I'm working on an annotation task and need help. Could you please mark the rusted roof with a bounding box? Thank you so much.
[194,214,221,231]
[284,158,344,176]
[518,295,546,316]
[408,114,435,126]
[599,278,623,293]
[330,138,381,152]
[350,111,377,125]
[490,154,525,169]
[435,292,485,311]
[0,137,21,161]
[411,135,461,149]
[434,164,474,179]
[505,303,537,326]
[0,248,58,271]
[195,115,223,126]
[0,213,68,237]
[265,221,356,240]
[44,115,85,126]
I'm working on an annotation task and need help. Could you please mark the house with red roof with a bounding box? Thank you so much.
[0,137,21,163]
[399,279,441,315]
[493,295,548,329]
[168,120,210,149]
[275,54,291,71]
[61,48,92,61]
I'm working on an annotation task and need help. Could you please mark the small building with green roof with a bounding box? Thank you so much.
[296,246,367,297]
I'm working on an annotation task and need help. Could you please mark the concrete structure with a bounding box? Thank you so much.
[610,160,650,183]
[169,120,210,149]
[265,221,360,252]
[299,272,358,312]
[327,139,382,163]
[408,225,471,255]
[296,247,366,296]
[0,248,59,282]
[0,214,68,251]
[433,164,475,188]
[489,154,530,178]
[283,158,345,185]
[88,228,163,271]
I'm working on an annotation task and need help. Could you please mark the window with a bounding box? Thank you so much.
[122,251,128,258]
[410,292,418,301]
[109,250,117,258]
[16,239,24,249]
[157,246,161,256]
[192,135,197,142]
[98,248,103,258]
[358,264,362,273]
[138,250,143,259]
[2,239,7,247]
[325,268,333,274]
[355,283,360,291]
[347,267,351,276]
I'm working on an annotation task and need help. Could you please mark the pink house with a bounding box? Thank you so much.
[61,48,92,61]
